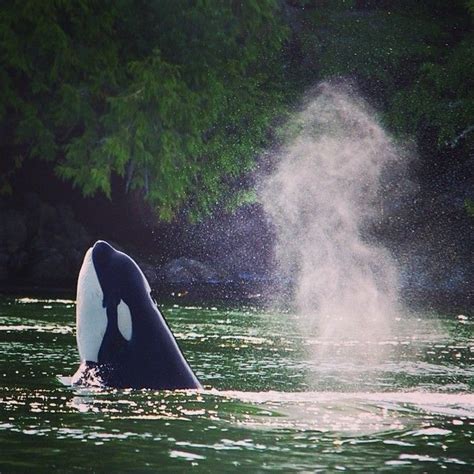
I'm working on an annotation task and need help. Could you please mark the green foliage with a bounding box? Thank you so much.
[297,1,474,152]
[467,0,474,17]
[390,34,474,148]
[2,0,472,220]
[1,0,289,220]
[466,198,474,217]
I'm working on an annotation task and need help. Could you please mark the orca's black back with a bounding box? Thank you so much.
[92,241,201,389]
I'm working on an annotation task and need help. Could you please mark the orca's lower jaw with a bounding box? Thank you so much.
[71,361,124,388]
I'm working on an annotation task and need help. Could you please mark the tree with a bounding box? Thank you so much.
[294,0,474,153]
[0,0,289,220]
[2,0,472,221]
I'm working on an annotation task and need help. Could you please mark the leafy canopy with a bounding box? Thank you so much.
[1,0,288,220]
[2,0,473,219]
[296,0,474,152]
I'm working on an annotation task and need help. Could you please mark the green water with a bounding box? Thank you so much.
[0,296,472,472]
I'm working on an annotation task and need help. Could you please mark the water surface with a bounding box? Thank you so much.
[0,296,472,471]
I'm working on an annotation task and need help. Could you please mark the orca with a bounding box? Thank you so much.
[71,240,202,390]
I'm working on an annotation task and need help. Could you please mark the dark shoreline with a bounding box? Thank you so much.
[1,191,472,317]
[1,282,471,315]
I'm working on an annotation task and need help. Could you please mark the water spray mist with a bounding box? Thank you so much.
[262,83,408,351]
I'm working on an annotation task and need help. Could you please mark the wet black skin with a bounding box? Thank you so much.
[74,240,201,390]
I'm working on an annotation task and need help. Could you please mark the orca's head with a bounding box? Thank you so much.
[76,240,150,363]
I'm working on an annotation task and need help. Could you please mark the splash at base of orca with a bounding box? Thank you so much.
[72,240,201,390]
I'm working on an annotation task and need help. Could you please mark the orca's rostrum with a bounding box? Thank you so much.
[72,240,201,390]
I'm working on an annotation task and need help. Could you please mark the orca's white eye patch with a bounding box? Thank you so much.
[76,248,107,362]
[117,300,132,341]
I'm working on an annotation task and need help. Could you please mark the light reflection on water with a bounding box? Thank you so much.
[0,296,473,471]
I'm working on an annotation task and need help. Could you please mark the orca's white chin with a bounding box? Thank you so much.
[76,247,107,363]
